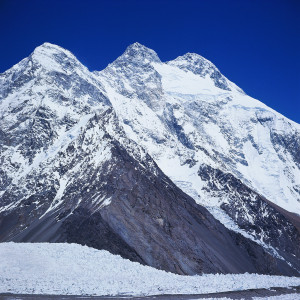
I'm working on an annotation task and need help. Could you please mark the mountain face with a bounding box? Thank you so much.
[0,42,299,276]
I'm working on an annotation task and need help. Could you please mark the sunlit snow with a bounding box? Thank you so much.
[0,243,299,297]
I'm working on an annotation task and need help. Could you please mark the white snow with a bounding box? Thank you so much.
[39,175,69,219]
[153,63,222,95]
[0,243,299,297]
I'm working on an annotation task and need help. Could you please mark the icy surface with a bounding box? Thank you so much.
[0,243,299,296]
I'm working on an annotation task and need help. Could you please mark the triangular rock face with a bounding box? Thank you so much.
[0,43,299,276]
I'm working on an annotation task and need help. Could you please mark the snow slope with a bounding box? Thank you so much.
[0,243,299,297]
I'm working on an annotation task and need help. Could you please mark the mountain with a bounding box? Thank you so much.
[0,42,299,275]
[95,42,300,269]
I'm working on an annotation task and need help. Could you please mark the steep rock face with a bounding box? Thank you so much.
[95,42,163,111]
[198,164,300,269]
[0,42,299,275]
[0,43,109,192]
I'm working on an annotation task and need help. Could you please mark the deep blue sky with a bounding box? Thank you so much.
[1,0,299,123]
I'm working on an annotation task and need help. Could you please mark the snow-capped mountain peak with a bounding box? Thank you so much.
[167,52,243,92]
[120,42,161,64]
[115,42,160,65]
[94,42,163,111]
[0,42,299,276]
[169,52,214,69]
[30,42,90,76]
[32,42,72,57]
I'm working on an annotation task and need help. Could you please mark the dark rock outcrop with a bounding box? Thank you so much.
[198,164,300,271]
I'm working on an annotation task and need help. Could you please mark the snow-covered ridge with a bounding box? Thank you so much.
[94,42,300,215]
[1,243,299,297]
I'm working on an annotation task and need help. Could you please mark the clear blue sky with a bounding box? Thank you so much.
[1,0,299,123]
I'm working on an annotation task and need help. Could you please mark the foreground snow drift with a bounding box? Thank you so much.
[0,243,299,296]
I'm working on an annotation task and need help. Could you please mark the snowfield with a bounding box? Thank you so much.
[0,243,299,297]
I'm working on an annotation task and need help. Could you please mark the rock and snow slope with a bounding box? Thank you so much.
[95,42,300,269]
[0,243,299,297]
[0,42,299,275]
[96,42,300,214]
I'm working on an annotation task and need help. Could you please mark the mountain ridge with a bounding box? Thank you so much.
[0,42,299,275]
